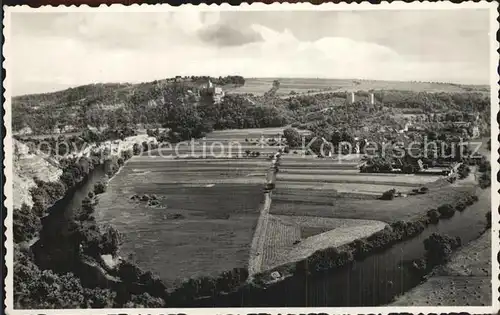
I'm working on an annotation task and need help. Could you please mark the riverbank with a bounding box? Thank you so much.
[391,229,491,306]
[13,135,163,308]
[250,188,479,286]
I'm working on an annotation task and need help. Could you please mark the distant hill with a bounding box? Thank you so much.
[12,78,217,133]
[12,76,490,136]
[225,78,489,97]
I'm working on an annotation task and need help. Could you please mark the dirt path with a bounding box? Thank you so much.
[247,192,271,277]
[248,154,279,278]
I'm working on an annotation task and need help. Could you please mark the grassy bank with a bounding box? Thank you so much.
[391,229,491,306]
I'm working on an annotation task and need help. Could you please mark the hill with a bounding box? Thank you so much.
[225,78,489,97]
[12,77,490,144]
[13,140,63,209]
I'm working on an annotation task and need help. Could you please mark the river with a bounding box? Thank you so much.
[32,164,490,307]
[33,166,107,272]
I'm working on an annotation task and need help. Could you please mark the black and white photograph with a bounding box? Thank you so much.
[3,3,499,313]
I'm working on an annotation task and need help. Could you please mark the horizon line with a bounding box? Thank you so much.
[12,76,490,98]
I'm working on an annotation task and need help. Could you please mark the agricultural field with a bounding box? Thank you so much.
[276,155,440,196]
[270,184,476,223]
[147,128,290,159]
[95,130,278,287]
[257,152,479,273]
[261,215,386,270]
[225,78,488,97]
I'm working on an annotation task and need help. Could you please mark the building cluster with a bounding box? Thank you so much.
[202,79,225,104]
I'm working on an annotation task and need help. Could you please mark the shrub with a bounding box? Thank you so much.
[93,181,107,195]
[99,224,122,256]
[264,183,275,191]
[478,158,490,172]
[393,220,425,239]
[479,170,491,188]
[437,204,455,219]
[133,143,142,155]
[124,293,165,308]
[283,127,301,148]
[352,239,373,259]
[455,202,466,212]
[423,233,461,266]
[365,227,394,249]
[76,197,96,221]
[82,288,116,308]
[13,204,41,243]
[148,199,160,207]
[419,186,429,194]
[121,150,133,161]
[77,222,103,257]
[457,164,471,179]
[117,261,143,283]
[308,247,354,272]
[380,189,396,200]
[426,209,440,224]
[117,157,125,167]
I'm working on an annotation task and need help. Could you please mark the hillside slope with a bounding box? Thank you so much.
[13,140,63,209]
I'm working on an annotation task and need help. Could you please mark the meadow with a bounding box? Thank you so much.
[94,129,285,287]
[225,78,488,97]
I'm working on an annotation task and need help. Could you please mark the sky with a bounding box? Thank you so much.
[10,9,491,96]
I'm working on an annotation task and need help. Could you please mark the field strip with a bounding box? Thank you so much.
[140,178,266,185]
[274,182,414,195]
[277,174,438,186]
[280,169,403,176]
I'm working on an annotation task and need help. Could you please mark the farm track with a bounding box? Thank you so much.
[248,153,281,278]
[248,192,272,276]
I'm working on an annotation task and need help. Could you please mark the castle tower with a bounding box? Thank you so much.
[346,91,355,104]
[370,93,375,105]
